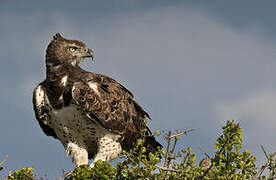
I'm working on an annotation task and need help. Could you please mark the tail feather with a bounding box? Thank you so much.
[144,127,162,159]
[145,136,162,154]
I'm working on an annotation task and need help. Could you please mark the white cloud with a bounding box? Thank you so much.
[215,90,276,126]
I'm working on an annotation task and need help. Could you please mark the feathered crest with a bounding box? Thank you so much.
[53,33,64,40]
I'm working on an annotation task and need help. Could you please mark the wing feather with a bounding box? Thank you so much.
[33,83,57,138]
[71,75,150,149]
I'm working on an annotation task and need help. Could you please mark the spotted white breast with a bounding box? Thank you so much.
[34,84,122,167]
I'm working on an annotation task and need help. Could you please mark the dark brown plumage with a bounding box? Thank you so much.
[33,33,161,167]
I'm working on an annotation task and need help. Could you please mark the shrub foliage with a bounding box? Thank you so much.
[2,121,276,179]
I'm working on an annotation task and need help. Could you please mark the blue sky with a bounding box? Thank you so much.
[1,0,276,178]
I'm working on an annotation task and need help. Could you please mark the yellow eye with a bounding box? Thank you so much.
[69,47,76,52]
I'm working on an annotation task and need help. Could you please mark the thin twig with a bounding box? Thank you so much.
[61,169,73,180]
[164,131,172,168]
[169,129,196,139]
[167,136,178,169]
[162,131,172,180]
[256,145,270,178]
[156,165,181,172]
[199,147,210,159]
[256,163,269,179]
[167,129,196,170]
[181,150,190,166]
[0,155,8,170]
[161,129,195,180]
[261,145,276,176]
[261,145,269,160]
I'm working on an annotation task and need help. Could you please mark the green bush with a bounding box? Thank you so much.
[3,167,35,180]
[3,121,276,179]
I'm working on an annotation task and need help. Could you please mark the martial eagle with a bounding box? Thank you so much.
[33,33,161,167]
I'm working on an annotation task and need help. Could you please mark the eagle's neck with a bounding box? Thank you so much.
[46,62,68,83]
[45,62,71,109]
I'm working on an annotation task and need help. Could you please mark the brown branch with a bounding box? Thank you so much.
[156,165,181,172]
[261,145,269,160]
[256,163,269,179]
[199,147,211,159]
[169,129,196,166]
[169,129,196,139]
[162,131,172,180]
[166,136,178,170]
[160,129,196,180]
[259,145,276,178]
[0,155,8,171]
[181,150,190,166]
[164,131,172,168]
[255,145,270,179]
[60,169,73,180]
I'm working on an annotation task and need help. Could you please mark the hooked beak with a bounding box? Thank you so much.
[84,48,94,60]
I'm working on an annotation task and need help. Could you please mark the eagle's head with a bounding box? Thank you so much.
[46,33,94,66]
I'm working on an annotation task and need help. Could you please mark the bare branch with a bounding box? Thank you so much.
[260,145,276,176]
[164,131,172,169]
[156,165,181,172]
[169,129,196,139]
[162,131,172,180]
[261,145,269,160]
[199,147,211,159]
[167,135,178,169]
[0,155,8,170]
[60,169,73,180]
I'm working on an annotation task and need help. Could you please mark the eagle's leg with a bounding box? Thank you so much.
[89,136,122,168]
[66,141,88,167]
